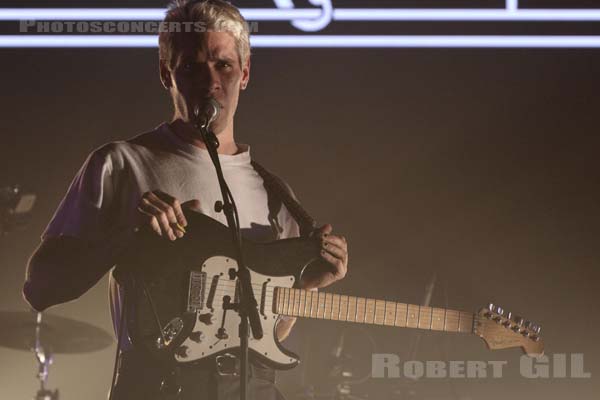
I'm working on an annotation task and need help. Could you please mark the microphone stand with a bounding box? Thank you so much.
[193,115,263,400]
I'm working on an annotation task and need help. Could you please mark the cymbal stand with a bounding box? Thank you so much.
[33,312,59,400]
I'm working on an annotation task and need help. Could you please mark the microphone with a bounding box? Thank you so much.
[193,98,220,130]
[193,98,221,149]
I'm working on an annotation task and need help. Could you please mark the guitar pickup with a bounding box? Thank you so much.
[206,274,220,311]
[187,271,207,312]
[260,279,270,317]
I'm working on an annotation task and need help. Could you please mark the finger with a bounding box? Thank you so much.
[154,191,188,228]
[149,216,163,237]
[323,234,347,252]
[182,199,202,211]
[147,192,180,226]
[147,194,185,238]
[320,250,347,279]
[314,224,333,238]
[138,198,177,240]
[137,206,163,236]
[322,242,347,263]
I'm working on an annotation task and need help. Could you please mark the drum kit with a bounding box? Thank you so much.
[0,310,114,400]
[0,185,114,399]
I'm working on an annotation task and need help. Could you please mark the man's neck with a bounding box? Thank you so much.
[169,118,240,155]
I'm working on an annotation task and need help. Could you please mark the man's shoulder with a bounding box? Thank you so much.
[87,124,167,165]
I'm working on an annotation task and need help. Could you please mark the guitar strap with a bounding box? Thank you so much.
[251,160,317,238]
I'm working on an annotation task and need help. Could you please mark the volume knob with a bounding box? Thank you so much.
[175,345,189,358]
[190,331,206,343]
[198,313,215,325]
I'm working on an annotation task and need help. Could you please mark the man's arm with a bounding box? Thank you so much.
[276,224,348,342]
[23,236,116,312]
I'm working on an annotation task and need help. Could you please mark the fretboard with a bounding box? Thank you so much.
[273,287,474,334]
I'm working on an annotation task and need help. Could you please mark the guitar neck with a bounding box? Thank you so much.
[274,287,475,334]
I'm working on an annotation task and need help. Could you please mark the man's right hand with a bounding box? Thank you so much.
[136,191,200,241]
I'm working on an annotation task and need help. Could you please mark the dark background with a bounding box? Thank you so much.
[1,8,599,399]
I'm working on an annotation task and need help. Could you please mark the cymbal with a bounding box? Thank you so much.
[0,311,113,354]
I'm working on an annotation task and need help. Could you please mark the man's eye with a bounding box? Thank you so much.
[182,62,193,71]
[217,61,232,69]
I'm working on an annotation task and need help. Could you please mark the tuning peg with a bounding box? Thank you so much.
[524,320,531,329]
[533,324,541,335]
[496,307,504,316]
[511,316,523,331]
[506,311,513,320]
[488,303,496,313]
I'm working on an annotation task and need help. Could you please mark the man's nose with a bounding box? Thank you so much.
[203,65,221,93]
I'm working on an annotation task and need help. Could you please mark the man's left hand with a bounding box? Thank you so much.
[299,224,348,290]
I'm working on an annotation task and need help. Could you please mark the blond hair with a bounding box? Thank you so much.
[159,0,251,68]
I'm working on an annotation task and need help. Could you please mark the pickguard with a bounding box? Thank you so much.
[176,256,299,368]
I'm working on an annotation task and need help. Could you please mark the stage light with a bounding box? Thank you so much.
[1,35,600,48]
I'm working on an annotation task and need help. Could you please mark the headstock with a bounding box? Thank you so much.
[474,303,544,357]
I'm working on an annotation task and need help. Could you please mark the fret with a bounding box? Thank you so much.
[298,290,306,317]
[317,292,326,319]
[356,298,366,323]
[291,288,298,317]
[458,312,473,333]
[347,297,357,322]
[296,288,303,317]
[394,303,408,327]
[309,291,318,318]
[275,287,282,314]
[444,310,460,332]
[296,289,303,316]
[374,300,386,325]
[283,288,289,315]
[331,294,341,321]
[406,304,420,328]
[302,290,310,317]
[431,308,446,331]
[324,293,333,319]
[305,290,312,318]
[365,299,376,324]
[277,287,283,314]
[418,306,432,329]
[288,288,294,316]
[384,301,396,326]
[339,295,349,321]
[275,288,473,337]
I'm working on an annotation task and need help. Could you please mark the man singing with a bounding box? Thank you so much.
[23,1,348,399]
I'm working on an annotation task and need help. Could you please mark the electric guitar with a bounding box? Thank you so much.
[117,211,544,369]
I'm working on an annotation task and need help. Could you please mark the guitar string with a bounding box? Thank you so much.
[206,285,472,314]
[190,287,479,332]
[198,279,477,314]
[186,280,517,335]
[193,278,476,323]
[203,288,472,322]
[208,286,472,316]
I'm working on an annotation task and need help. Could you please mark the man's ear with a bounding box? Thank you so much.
[159,59,172,90]
[240,57,251,90]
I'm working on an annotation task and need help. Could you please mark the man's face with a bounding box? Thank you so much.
[161,31,250,135]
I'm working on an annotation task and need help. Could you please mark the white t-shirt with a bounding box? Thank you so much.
[43,122,300,343]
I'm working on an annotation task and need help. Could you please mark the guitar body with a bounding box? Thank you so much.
[116,211,320,369]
